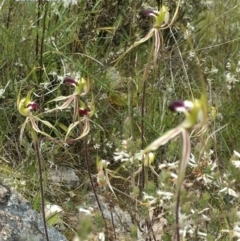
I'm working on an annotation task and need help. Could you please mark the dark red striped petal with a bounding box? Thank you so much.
[79,108,89,117]
[63,77,77,86]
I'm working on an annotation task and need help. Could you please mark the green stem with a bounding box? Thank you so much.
[140,41,155,194]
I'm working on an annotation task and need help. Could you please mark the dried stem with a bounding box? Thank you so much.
[36,0,41,60]
[174,189,180,241]
[83,137,108,236]
[34,139,49,241]
[38,1,49,84]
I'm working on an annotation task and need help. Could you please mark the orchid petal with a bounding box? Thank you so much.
[64,118,90,141]
[63,77,77,86]
[141,9,158,17]
[66,119,90,142]
[154,30,160,63]
[112,28,155,64]
[19,118,28,144]
[144,126,184,153]
[45,96,74,113]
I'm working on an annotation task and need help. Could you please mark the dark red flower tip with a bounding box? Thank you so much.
[141,9,157,18]
[63,77,77,86]
[168,100,184,112]
[27,102,40,110]
[79,108,89,117]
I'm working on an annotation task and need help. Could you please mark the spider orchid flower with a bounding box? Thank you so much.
[46,77,90,122]
[17,90,58,144]
[142,6,170,29]
[144,94,207,153]
[112,1,180,64]
[65,97,95,143]
[144,94,208,197]
[96,158,125,199]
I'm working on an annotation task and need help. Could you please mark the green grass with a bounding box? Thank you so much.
[1,0,240,240]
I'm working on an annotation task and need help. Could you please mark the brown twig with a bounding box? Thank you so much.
[34,139,49,241]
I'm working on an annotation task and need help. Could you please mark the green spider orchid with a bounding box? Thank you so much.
[112,1,180,64]
[45,76,94,143]
[143,93,208,239]
[17,89,57,144]
[130,152,158,188]
[144,94,207,152]
[46,77,90,122]
[96,158,126,199]
[64,97,95,143]
[144,94,207,195]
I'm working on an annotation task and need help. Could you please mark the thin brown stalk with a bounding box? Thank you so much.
[83,137,108,236]
[38,1,49,85]
[6,0,13,29]
[174,189,180,241]
[36,0,41,60]
[34,139,49,241]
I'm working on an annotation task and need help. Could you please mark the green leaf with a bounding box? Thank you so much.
[33,192,40,211]
[47,214,63,227]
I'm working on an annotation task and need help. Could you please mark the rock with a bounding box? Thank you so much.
[89,192,133,231]
[0,183,67,241]
[49,166,80,190]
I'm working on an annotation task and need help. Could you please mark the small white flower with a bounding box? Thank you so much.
[159,161,179,170]
[234,150,240,158]
[219,187,239,198]
[226,72,239,84]
[157,190,174,200]
[232,161,240,168]
[39,82,51,89]
[94,143,100,149]
[99,93,108,100]
[63,0,78,8]
[228,188,239,198]
[188,51,195,60]
[231,150,240,168]
[232,223,240,238]
[113,151,129,162]
[204,67,209,74]
[226,61,231,69]
[0,81,10,99]
[197,174,214,186]
[78,207,93,215]
[211,67,218,74]
[143,192,156,201]
[106,142,113,148]
[189,153,197,167]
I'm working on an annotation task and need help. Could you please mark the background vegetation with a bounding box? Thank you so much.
[0,0,240,240]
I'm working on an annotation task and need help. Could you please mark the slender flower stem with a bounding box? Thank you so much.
[140,42,155,194]
[83,137,108,235]
[38,1,49,85]
[34,139,49,241]
[36,0,41,60]
[175,188,180,241]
